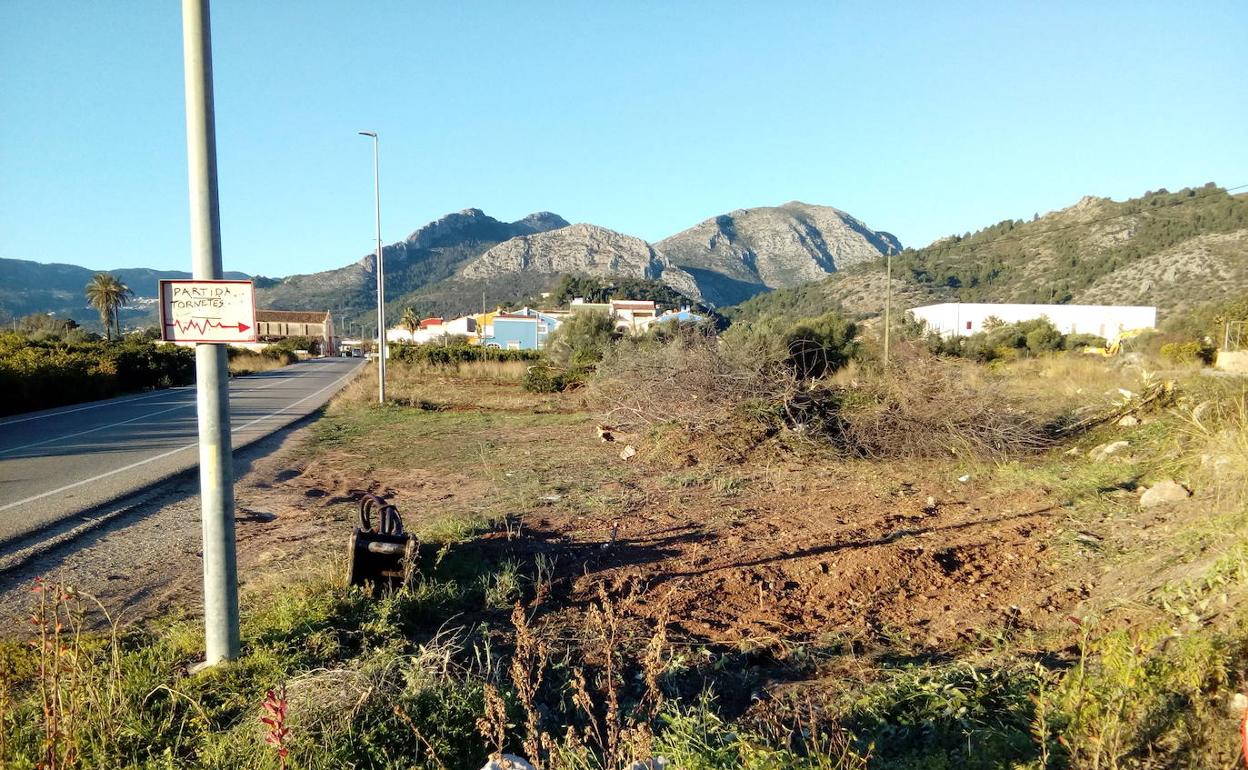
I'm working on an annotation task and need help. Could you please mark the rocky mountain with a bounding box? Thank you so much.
[0,258,247,330]
[728,184,1248,329]
[4,201,904,328]
[657,202,902,306]
[254,208,570,322]
[459,223,703,301]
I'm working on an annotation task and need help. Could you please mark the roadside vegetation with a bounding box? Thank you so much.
[5,302,1248,769]
[0,326,194,417]
[0,326,308,416]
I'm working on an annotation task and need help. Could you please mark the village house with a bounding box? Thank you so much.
[485,308,561,350]
[609,299,658,334]
[387,315,480,345]
[253,309,336,356]
[383,297,685,352]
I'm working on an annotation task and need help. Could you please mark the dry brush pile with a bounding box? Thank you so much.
[589,334,1058,462]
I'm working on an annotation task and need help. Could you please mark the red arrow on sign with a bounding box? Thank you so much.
[165,319,252,334]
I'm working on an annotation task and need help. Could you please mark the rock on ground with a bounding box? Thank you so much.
[1140,479,1191,508]
[1089,440,1130,461]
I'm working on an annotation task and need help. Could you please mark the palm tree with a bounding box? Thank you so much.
[399,307,420,339]
[84,273,133,341]
[111,277,134,339]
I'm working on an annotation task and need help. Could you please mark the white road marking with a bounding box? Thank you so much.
[0,402,195,456]
[0,364,361,514]
[0,364,325,452]
[0,362,330,428]
[0,386,194,427]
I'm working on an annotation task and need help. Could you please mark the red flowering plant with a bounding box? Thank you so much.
[261,683,290,769]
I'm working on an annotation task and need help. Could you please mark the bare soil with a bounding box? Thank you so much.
[1,376,1086,651]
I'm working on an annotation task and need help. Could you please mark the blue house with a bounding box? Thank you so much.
[487,308,562,350]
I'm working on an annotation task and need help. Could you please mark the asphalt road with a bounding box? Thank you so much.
[0,357,362,545]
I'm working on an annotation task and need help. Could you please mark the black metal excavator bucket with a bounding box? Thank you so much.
[347,494,418,595]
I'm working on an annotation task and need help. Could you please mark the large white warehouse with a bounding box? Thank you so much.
[909,303,1157,340]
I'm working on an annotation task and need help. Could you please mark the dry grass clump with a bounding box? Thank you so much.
[1176,385,1248,509]
[228,351,295,376]
[334,361,559,414]
[995,353,1154,415]
[826,349,1053,459]
[401,359,529,382]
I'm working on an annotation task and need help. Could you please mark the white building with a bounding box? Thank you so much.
[386,315,478,345]
[909,303,1157,340]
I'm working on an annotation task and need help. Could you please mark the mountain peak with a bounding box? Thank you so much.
[513,211,571,234]
[656,202,901,305]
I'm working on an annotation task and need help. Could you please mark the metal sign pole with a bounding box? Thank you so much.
[181,0,239,664]
[359,131,386,403]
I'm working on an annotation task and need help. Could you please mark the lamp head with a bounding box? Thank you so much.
[358,131,377,138]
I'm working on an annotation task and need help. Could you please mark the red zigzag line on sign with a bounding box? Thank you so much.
[165,318,244,334]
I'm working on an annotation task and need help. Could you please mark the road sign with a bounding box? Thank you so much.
[159,279,257,344]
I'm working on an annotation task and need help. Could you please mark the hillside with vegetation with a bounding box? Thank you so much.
[253,208,571,325]
[0,259,247,332]
[728,184,1248,329]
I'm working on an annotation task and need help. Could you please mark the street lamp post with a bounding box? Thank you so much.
[359,131,385,403]
[883,251,892,367]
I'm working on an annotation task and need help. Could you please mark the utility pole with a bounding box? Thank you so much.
[359,131,385,403]
[883,251,892,367]
[181,0,239,664]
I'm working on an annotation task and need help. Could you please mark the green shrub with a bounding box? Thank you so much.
[1025,323,1064,354]
[0,333,194,416]
[545,311,620,367]
[523,365,559,393]
[1064,332,1108,351]
[845,663,1044,768]
[783,312,858,379]
[1160,340,1216,365]
[944,318,1070,362]
[522,364,589,393]
[390,343,540,366]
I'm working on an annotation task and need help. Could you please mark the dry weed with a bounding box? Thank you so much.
[228,353,289,376]
[1177,386,1248,508]
[510,603,550,767]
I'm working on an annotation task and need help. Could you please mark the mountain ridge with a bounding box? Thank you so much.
[0,258,248,329]
[3,201,902,328]
[727,184,1248,329]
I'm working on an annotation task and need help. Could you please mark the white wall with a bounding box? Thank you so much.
[910,303,1157,339]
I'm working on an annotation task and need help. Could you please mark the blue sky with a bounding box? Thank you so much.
[1,1,1245,277]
